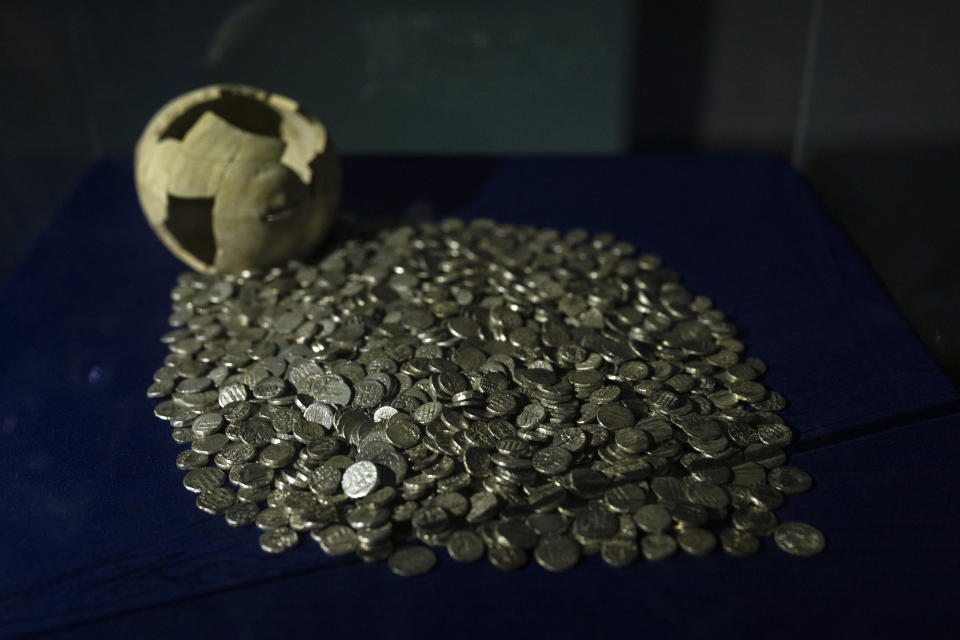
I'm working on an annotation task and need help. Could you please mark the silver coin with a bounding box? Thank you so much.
[413,401,443,425]
[676,528,717,556]
[488,543,527,571]
[317,375,352,406]
[237,485,271,504]
[600,538,638,567]
[686,482,730,510]
[534,534,581,572]
[531,447,574,475]
[596,403,635,430]
[253,376,287,400]
[183,467,225,493]
[230,463,275,489]
[641,533,677,561]
[732,505,779,536]
[218,441,256,466]
[353,380,385,409]
[224,501,260,527]
[385,418,421,449]
[196,487,236,514]
[308,465,342,496]
[768,466,813,493]
[303,402,336,428]
[719,528,760,556]
[312,524,359,555]
[218,383,248,407]
[388,545,437,576]
[572,509,619,541]
[259,526,299,553]
[527,512,568,536]
[495,519,539,550]
[259,441,296,468]
[176,449,209,470]
[191,412,224,435]
[603,484,647,513]
[632,504,672,533]
[342,461,380,498]
[651,477,689,503]
[255,507,290,530]
[774,522,826,556]
[749,484,785,510]
[191,433,228,455]
[446,530,485,563]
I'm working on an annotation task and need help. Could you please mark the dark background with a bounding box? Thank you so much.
[1,0,958,386]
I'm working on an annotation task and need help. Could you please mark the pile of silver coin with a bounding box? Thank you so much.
[149,218,825,576]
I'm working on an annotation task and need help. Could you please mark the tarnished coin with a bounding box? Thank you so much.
[686,482,730,510]
[221,400,253,423]
[496,520,539,550]
[488,543,527,571]
[567,468,610,497]
[774,522,825,556]
[651,476,689,503]
[191,433,228,455]
[719,528,760,556]
[447,530,485,563]
[259,441,296,468]
[768,466,813,493]
[255,507,289,530]
[744,443,786,469]
[183,467,225,493]
[313,524,359,555]
[386,418,421,449]
[342,461,380,498]
[601,538,638,567]
[597,403,636,430]
[253,376,287,400]
[527,512,568,536]
[613,427,650,453]
[353,379,385,409]
[237,485,271,504]
[308,465,341,495]
[218,441,256,466]
[676,528,717,556]
[230,463,275,489]
[191,412,224,435]
[238,418,275,448]
[572,508,619,541]
[749,484,785,510]
[730,380,766,403]
[633,504,672,533]
[758,421,793,446]
[603,484,647,513]
[317,375,352,406]
[224,501,260,527]
[532,446,574,475]
[413,401,443,425]
[176,449,209,470]
[196,487,236,514]
[388,546,437,576]
[259,526,299,553]
[534,534,581,571]
[732,505,779,536]
[641,533,677,561]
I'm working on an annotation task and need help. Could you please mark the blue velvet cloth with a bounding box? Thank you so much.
[1,156,956,638]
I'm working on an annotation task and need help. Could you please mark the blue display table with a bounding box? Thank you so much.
[1,156,956,638]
